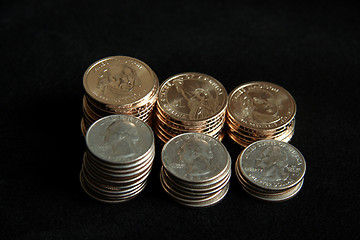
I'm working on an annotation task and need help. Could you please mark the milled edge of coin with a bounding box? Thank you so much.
[241,179,304,202]
[160,171,230,208]
[80,170,147,203]
[163,166,231,196]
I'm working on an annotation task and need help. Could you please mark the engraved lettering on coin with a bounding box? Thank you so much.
[159,73,228,121]
[240,140,305,190]
[228,82,296,129]
[103,120,139,157]
[176,138,213,177]
[97,65,137,95]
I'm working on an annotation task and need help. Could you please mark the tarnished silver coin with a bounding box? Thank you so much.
[162,133,230,183]
[239,139,306,191]
[86,115,154,164]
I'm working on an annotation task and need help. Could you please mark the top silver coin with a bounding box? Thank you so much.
[86,115,154,164]
[161,133,230,183]
[239,139,306,191]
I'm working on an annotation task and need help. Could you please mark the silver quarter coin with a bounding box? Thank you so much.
[86,115,154,164]
[162,133,230,183]
[238,139,306,191]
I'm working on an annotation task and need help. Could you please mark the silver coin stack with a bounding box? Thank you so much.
[235,139,306,202]
[80,115,155,203]
[160,133,231,207]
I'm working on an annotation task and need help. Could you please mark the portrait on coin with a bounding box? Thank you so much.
[236,89,287,124]
[255,146,289,181]
[176,138,214,177]
[97,65,137,96]
[103,120,139,157]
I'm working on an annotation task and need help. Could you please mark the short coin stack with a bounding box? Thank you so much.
[227,82,296,147]
[81,56,159,136]
[160,133,231,207]
[80,115,155,203]
[154,72,228,143]
[235,139,306,202]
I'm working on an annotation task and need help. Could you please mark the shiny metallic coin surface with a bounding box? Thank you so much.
[86,115,154,164]
[228,82,296,130]
[84,56,157,106]
[162,133,230,183]
[158,72,228,122]
[238,139,306,191]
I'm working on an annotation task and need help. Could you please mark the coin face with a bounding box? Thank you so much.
[162,133,230,182]
[228,82,296,130]
[239,139,305,191]
[83,56,156,105]
[158,73,228,121]
[86,115,154,164]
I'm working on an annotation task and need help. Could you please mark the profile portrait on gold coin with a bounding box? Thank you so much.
[103,120,139,157]
[172,79,217,120]
[96,65,137,96]
[236,89,285,124]
[176,138,214,176]
[255,146,289,181]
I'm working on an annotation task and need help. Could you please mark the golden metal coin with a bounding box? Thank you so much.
[157,72,228,123]
[228,82,296,130]
[83,56,158,107]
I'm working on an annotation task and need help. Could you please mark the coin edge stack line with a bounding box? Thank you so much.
[160,133,231,207]
[226,82,296,147]
[81,56,159,136]
[80,115,156,203]
[154,72,228,143]
[234,140,306,202]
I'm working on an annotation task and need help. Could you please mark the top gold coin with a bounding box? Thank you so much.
[158,73,228,122]
[83,56,157,106]
[228,82,296,130]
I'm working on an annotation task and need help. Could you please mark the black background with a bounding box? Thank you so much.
[1,1,359,239]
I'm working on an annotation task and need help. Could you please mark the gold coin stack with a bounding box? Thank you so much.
[154,72,228,143]
[81,56,159,136]
[160,133,231,207]
[80,115,155,203]
[226,82,296,147]
[235,140,306,202]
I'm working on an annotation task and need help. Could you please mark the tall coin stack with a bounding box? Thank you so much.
[154,72,228,143]
[235,140,306,202]
[80,115,155,203]
[160,133,231,207]
[227,82,296,147]
[81,56,159,136]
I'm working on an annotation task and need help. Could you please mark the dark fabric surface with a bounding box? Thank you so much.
[1,1,359,239]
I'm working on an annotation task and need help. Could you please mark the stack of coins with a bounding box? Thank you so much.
[160,133,231,207]
[81,56,159,136]
[80,115,155,203]
[227,82,296,147]
[154,72,228,143]
[235,139,306,202]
